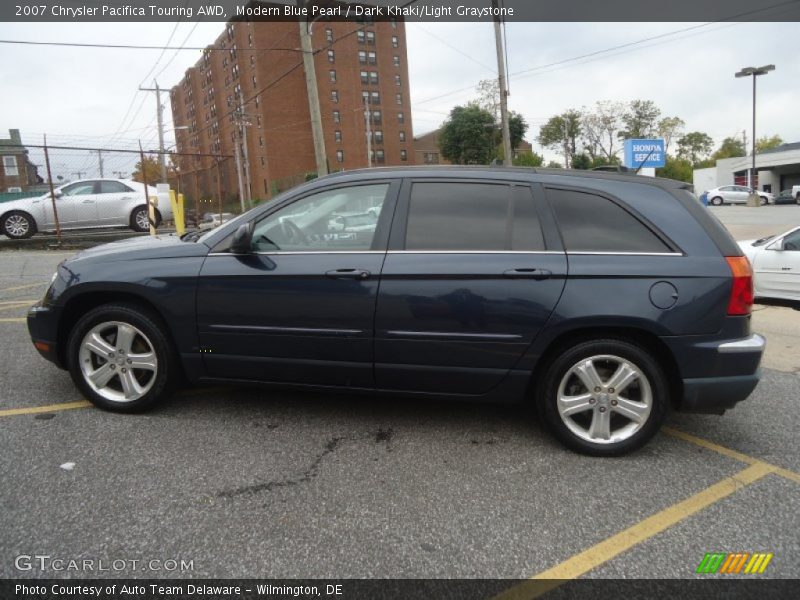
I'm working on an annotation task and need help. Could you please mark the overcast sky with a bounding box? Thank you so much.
[1,19,798,178]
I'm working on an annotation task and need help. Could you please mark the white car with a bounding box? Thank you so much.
[199,212,236,231]
[706,185,773,206]
[0,178,169,239]
[738,226,800,302]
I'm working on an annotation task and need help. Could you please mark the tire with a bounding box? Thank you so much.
[710,196,723,206]
[760,196,767,206]
[66,303,177,412]
[538,339,668,456]
[130,206,161,232]
[2,211,37,239]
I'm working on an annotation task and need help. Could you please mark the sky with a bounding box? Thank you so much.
[1,19,798,179]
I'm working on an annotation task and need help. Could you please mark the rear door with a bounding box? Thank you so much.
[374,179,567,394]
[96,180,138,226]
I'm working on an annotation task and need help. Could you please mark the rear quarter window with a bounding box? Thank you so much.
[546,188,671,253]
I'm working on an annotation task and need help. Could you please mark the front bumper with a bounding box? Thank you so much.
[27,302,64,368]
[676,333,765,414]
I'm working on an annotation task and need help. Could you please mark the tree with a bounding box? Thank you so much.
[656,156,693,183]
[581,100,627,162]
[620,99,661,140]
[712,136,746,160]
[513,151,544,167]
[508,111,528,152]
[658,116,685,155]
[755,135,783,153]
[538,110,582,168]
[132,156,161,184]
[677,131,714,166]
[439,105,496,165]
[570,153,592,170]
[546,160,563,169]
[473,79,500,122]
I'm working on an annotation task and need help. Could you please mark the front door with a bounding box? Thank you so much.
[374,180,567,394]
[196,181,399,387]
[42,180,99,228]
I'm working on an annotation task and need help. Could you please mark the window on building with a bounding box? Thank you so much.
[357,31,365,44]
[366,31,375,45]
[326,29,333,43]
[331,90,339,103]
[335,130,342,143]
[360,70,369,84]
[423,152,439,164]
[374,130,383,144]
[369,72,379,85]
[259,136,264,147]
[2,156,18,176]
[395,93,403,105]
[372,110,382,125]
[400,149,407,161]
[547,188,671,253]
[393,55,400,67]
[391,17,397,29]
[405,183,545,251]
[395,74,401,87]
[375,149,385,163]
[327,49,335,63]
[392,36,399,48]
[333,110,340,123]
[7,186,22,193]
[358,51,366,64]
[371,91,380,104]
[329,70,337,83]
[368,51,377,64]
[398,112,405,124]
[399,131,406,142]
[336,150,344,163]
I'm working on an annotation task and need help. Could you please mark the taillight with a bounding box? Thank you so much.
[725,256,754,315]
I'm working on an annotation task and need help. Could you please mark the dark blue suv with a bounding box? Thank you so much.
[27,167,764,455]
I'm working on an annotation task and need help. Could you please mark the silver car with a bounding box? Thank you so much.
[706,185,773,206]
[0,178,169,239]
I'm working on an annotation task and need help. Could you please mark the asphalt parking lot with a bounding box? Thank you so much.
[1,205,799,586]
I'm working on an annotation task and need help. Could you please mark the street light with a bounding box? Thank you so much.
[735,64,775,201]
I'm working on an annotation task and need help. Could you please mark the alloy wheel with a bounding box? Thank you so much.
[4,214,29,237]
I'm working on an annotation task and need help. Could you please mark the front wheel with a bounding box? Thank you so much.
[67,303,177,412]
[2,211,37,239]
[538,339,668,456]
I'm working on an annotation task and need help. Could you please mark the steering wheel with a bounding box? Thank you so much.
[280,218,310,245]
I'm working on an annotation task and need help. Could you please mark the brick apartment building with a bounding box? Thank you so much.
[170,12,414,205]
[0,129,42,192]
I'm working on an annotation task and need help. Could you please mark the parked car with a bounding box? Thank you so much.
[705,185,773,206]
[738,226,800,302]
[0,179,169,239]
[27,167,764,456]
[773,189,800,205]
[199,212,236,231]
[793,185,800,201]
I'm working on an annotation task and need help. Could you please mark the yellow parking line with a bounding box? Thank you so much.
[0,303,33,312]
[0,317,26,323]
[495,462,775,600]
[0,299,36,305]
[664,427,800,485]
[0,400,92,417]
[0,282,47,293]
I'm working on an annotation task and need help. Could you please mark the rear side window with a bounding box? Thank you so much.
[405,182,545,251]
[547,188,671,253]
[99,181,133,194]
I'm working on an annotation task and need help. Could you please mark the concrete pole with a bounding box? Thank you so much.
[298,6,328,176]
[492,0,513,167]
[365,98,372,167]
[139,82,168,182]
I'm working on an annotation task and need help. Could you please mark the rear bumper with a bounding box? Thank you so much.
[27,303,64,368]
[674,333,765,414]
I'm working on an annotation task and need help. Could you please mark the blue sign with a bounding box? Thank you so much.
[624,138,666,169]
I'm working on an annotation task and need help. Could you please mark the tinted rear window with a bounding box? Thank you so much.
[547,188,671,253]
[405,182,545,251]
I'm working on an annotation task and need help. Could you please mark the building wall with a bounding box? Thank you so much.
[0,129,40,192]
[170,16,413,205]
[693,146,800,195]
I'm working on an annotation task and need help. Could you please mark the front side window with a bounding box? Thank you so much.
[61,182,96,196]
[405,183,544,251]
[250,184,389,252]
[547,188,671,253]
[782,229,800,251]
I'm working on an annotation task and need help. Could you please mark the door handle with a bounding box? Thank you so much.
[81,199,95,203]
[503,268,552,280]
[325,268,371,280]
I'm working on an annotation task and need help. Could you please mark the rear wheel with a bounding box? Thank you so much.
[67,303,176,412]
[130,206,161,232]
[710,196,723,206]
[538,339,668,456]
[2,211,37,239]
[760,196,768,206]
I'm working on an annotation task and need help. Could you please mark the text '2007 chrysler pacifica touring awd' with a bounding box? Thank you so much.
[27,167,764,456]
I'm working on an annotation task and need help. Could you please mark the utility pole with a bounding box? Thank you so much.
[139,81,167,182]
[298,3,328,176]
[234,137,247,214]
[239,97,253,208]
[735,64,775,200]
[72,171,86,180]
[364,97,372,167]
[96,150,104,177]
[113,170,127,179]
[742,129,748,186]
[492,0,513,167]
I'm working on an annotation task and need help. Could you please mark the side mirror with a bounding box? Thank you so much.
[53,189,63,198]
[230,222,254,254]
